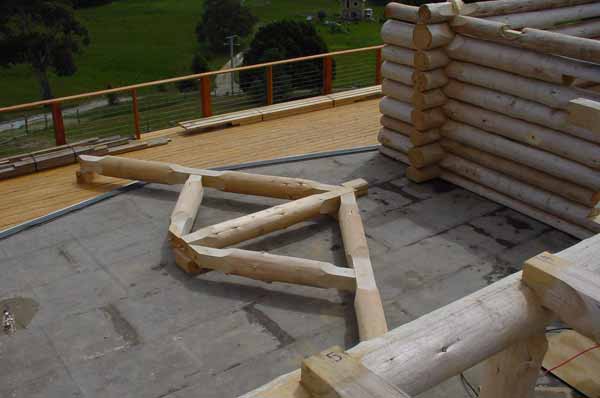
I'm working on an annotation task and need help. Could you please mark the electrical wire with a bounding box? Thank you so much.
[544,343,600,375]
[460,373,479,398]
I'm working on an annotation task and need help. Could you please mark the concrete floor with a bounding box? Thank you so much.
[0,151,581,398]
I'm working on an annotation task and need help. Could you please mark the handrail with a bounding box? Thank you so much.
[0,45,383,113]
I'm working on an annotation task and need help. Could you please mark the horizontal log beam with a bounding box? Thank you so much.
[382,45,449,71]
[487,2,600,30]
[379,128,413,153]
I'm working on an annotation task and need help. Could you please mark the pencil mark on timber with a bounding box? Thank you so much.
[243,303,295,348]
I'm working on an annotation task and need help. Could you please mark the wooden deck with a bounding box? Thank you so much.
[0,99,380,231]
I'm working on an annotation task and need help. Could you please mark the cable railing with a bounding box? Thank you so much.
[0,45,383,157]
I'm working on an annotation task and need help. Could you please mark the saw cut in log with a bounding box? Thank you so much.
[380,115,412,136]
[385,3,420,23]
[411,129,441,146]
[523,252,600,343]
[411,107,446,130]
[379,128,413,154]
[445,61,600,110]
[381,61,415,86]
[181,184,365,248]
[479,334,548,398]
[444,100,600,169]
[550,18,600,38]
[382,45,449,71]
[568,98,600,134]
[339,191,388,341]
[440,154,600,231]
[408,143,445,168]
[441,121,600,191]
[487,2,600,30]
[443,81,600,144]
[76,155,344,199]
[442,172,594,239]
[186,246,356,291]
[379,145,410,165]
[446,35,600,85]
[406,165,441,183]
[417,2,459,23]
[441,139,598,207]
[412,69,448,92]
[380,96,413,124]
[381,20,419,49]
[413,23,454,49]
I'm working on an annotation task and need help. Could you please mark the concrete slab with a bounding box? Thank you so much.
[0,151,582,397]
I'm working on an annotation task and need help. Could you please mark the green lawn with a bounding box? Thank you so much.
[0,0,385,107]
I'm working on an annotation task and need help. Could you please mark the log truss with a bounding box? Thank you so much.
[76,154,388,343]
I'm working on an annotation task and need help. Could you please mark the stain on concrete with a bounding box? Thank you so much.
[483,259,520,284]
[504,214,533,231]
[243,303,295,349]
[430,179,455,193]
[0,297,39,331]
[468,224,513,248]
[376,181,420,203]
[58,246,77,267]
[101,304,140,347]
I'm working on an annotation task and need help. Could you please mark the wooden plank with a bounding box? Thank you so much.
[328,86,382,106]
[301,347,411,398]
[523,252,600,342]
[180,109,263,132]
[544,331,600,398]
[259,97,334,121]
[568,98,600,134]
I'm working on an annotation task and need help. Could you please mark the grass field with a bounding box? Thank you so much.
[0,0,385,108]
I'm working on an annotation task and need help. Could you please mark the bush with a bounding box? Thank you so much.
[178,52,210,92]
[196,0,257,53]
[72,0,113,8]
[240,21,333,100]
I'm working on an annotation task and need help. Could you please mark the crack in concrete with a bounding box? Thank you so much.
[242,303,295,349]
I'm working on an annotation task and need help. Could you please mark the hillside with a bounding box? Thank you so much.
[0,0,384,107]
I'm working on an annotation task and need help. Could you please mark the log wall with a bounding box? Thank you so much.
[379,0,600,238]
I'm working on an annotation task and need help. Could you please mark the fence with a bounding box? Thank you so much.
[0,45,383,158]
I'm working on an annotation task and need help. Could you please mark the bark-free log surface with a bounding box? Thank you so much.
[169,175,204,237]
[488,2,600,30]
[381,62,415,86]
[382,45,449,71]
[380,115,413,136]
[413,23,454,49]
[385,3,420,23]
[381,20,419,49]
[380,96,413,124]
[378,128,413,154]
[408,143,445,168]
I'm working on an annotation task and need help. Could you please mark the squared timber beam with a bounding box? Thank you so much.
[567,98,600,134]
[301,347,411,398]
[523,252,600,343]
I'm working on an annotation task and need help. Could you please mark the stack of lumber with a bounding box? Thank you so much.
[0,136,170,180]
[378,3,452,182]
[378,0,600,239]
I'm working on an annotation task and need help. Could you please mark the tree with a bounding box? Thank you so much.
[0,0,90,100]
[196,0,257,53]
[240,20,332,100]
[71,0,113,8]
[177,52,210,92]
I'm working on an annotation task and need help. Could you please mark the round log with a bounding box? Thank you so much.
[447,35,600,84]
[488,3,600,30]
[444,100,600,169]
[379,145,410,165]
[385,3,420,22]
[379,127,414,153]
[517,28,600,65]
[443,81,600,144]
[412,69,448,91]
[411,107,446,130]
[441,172,594,239]
[380,96,413,123]
[460,0,599,18]
[382,79,413,103]
[406,165,441,183]
[381,61,415,86]
[451,15,517,39]
[418,2,457,23]
[441,120,600,190]
[413,88,447,110]
[445,61,600,109]
[441,139,597,207]
[411,129,441,146]
[550,18,600,38]
[382,45,450,72]
[381,20,418,49]
[408,143,445,168]
[413,23,454,49]
[170,175,204,237]
[380,115,413,136]
[440,154,600,231]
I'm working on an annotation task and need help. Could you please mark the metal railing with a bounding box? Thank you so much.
[0,45,383,157]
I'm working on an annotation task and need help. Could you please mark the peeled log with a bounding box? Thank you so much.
[441,172,594,239]
[382,79,413,103]
[441,139,597,207]
[412,69,448,91]
[446,35,600,84]
[382,45,449,71]
[460,0,599,18]
[379,128,413,154]
[411,129,441,146]
[550,18,600,38]
[408,143,445,168]
[440,154,600,231]
[488,3,600,30]
[385,3,420,23]
[380,115,412,136]
[413,23,454,49]
[169,175,204,237]
[379,145,410,165]
[445,61,600,109]
[444,100,600,169]
[381,20,418,49]
[406,165,441,183]
[382,79,446,110]
[411,107,446,130]
[441,121,600,191]
[380,96,413,124]
[443,81,600,144]
[381,61,414,86]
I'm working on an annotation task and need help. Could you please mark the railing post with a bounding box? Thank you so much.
[376,47,383,85]
[323,56,333,95]
[51,102,66,146]
[200,76,212,117]
[266,66,274,105]
[131,88,141,140]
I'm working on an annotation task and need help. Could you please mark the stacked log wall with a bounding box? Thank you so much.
[380,0,600,238]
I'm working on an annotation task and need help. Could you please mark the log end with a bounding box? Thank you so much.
[413,24,433,50]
